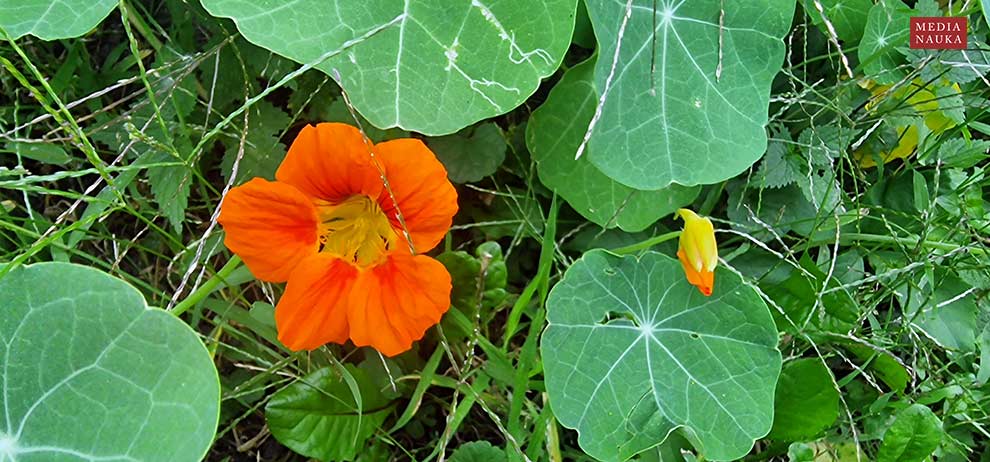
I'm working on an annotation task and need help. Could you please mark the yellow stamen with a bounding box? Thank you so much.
[317,195,397,268]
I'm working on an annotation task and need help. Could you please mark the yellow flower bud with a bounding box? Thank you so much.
[675,208,717,296]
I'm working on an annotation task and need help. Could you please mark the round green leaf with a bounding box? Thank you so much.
[266,365,393,462]
[0,0,117,40]
[582,0,794,189]
[859,0,911,84]
[541,250,781,461]
[200,0,577,135]
[527,56,699,231]
[449,441,508,462]
[427,123,507,183]
[769,358,840,442]
[0,263,220,462]
[878,404,943,462]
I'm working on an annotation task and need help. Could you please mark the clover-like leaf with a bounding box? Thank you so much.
[582,0,794,189]
[0,0,117,40]
[0,263,220,461]
[542,250,781,461]
[528,56,699,231]
[200,0,576,135]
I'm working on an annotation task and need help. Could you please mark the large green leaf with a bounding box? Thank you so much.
[0,263,220,461]
[801,0,871,44]
[266,365,393,462]
[768,358,840,442]
[877,404,943,462]
[200,0,576,135]
[582,0,794,189]
[541,250,781,461]
[859,0,912,84]
[0,0,117,40]
[528,56,699,231]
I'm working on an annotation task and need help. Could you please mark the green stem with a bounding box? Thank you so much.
[612,231,681,255]
[172,256,243,316]
[814,233,987,255]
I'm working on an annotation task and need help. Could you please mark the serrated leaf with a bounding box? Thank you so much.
[200,0,576,135]
[583,0,794,189]
[905,38,990,84]
[542,250,781,461]
[266,365,393,462]
[878,404,943,462]
[0,0,117,40]
[528,56,699,231]
[758,135,803,189]
[143,152,192,234]
[0,263,220,461]
[799,125,858,166]
[427,123,507,183]
[769,359,840,442]
[935,138,990,169]
[222,101,291,183]
[859,0,911,84]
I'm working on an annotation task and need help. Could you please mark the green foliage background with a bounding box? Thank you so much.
[2,0,990,461]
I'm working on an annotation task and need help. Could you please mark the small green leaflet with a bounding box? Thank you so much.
[0,263,220,462]
[200,0,576,135]
[542,250,781,461]
[581,0,794,189]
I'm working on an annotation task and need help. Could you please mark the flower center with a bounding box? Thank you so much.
[317,195,397,268]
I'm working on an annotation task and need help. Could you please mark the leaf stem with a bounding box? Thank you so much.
[172,256,243,316]
[611,231,681,255]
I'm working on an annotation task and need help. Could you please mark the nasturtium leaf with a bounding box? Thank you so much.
[878,404,943,462]
[427,122,507,183]
[200,0,576,135]
[0,263,220,461]
[528,56,699,231]
[542,250,781,461]
[800,0,871,44]
[769,358,840,442]
[859,0,912,84]
[266,365,393,462]
[0,0,117,40]
[582,0,794,189]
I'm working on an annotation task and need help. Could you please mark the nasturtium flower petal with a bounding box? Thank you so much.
[276,253,357,350]
[347,254,452,357]
[218,178,319,282]
[675,208,717,296]
[375,138,460,253]
[276,123,384,201]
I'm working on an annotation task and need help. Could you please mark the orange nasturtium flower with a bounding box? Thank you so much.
[218,123,458,356]
[675,208,717,297]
